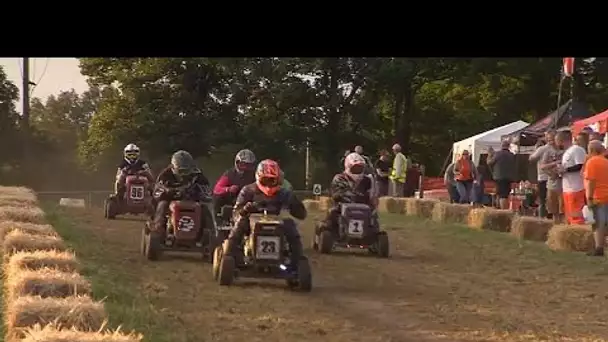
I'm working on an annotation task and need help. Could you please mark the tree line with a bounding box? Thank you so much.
[2,57,608,191]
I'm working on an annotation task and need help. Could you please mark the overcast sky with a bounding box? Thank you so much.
[0,58,89,114]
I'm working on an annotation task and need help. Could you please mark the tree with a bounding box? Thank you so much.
[0,65,21,170]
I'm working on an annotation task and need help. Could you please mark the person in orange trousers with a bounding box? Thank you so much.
[556,131,587,224]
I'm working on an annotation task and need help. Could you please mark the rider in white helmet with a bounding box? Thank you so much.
[115,143,154,199]
[317,152,377,235]
[212,149,257,215]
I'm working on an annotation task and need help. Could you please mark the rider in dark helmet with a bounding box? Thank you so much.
[212,149,256,215]
[317,152,378,235]
[224,159,307,273]
[152,150,214,241]
[115,143,154,200]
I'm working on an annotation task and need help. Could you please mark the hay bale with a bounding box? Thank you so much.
[377,197,405,214]
[318,196,333,212]
[0,197,38,208]
[7,251,79,275]
[21,324,143,342]
[510,216,554,242]
[0,206,46,224]
[546,224,594,252]
[468,208,514,232]
[6,296,106,338]
[0,221,57,240]
[432,202,472,224]
[3,230,65,256]
[0,186,37,202]
[5,268,91,301]
[405,198,437,219]
[302,199,320,212]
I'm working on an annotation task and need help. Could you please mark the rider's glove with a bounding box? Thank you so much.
[239,202,255,216]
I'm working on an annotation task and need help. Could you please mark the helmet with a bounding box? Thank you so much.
[344,152,365,181]
[123,143,140,164]
[255,159,281,196]
[170,150,196,180]
[235,149,256,173]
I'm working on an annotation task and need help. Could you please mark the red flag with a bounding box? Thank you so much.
[563,57,575,77]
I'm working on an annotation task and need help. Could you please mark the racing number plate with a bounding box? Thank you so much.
[130,185,145,200]
[347,219,364,236]
[256,236,281,260]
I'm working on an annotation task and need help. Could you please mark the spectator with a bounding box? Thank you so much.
[453,150,478,204]
[354,145,375,175]
[405,163,421,198]
[375,150,391,197]
[556,130,586,224]
[339,150,351,169]
[529,130,556,218]
[590,131,603,143]
[583,140,608,256]
[576,131,590,150]
[487,140,516,210]
[444,162,460,203]
[472,165,488,207]
[389,143,407,197]
[540,134,565,223]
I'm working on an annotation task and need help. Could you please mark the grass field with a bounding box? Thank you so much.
[42,204,608,342]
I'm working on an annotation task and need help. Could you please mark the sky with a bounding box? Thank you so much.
[0,58,89,114]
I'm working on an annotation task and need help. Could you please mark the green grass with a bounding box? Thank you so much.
[42,204,174,342]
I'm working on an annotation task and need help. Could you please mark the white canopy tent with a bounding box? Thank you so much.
[452,120,530,165]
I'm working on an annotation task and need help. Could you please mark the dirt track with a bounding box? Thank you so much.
[50,207,608,342]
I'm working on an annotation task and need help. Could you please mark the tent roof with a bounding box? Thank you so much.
[572,108,608,134]
[504,99,592,146]
[455,120,530,146]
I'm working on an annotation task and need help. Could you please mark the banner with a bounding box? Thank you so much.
[563,57,575,77]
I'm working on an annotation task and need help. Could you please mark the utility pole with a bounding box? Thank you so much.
[22,57,30,132]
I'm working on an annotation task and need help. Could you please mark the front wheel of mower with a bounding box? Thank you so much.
[145,231,162,261]
[319,230,333,254]
[212,246,223,281]
[218,255,235,286]
[377,233,390,258]
[295,257,312,292]
[104,198,116,220]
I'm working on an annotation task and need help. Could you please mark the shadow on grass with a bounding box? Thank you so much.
[42,203,174,342]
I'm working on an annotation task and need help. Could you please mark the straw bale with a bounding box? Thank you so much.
[377,197,405,214]
[405,198,437,219]
[0,206,46,224]
[318,196,333,212]
[0,186,37,202]
[6,268,91,301]
[546,224,594,252]
[510,216,553,242]
[468,208,514,232]
[21,324,143,342]
[6,295,106,338]
[432,202,472,224]
[302,199,320,212]
[7,251,79,275]
[0,197,38,209]
[3,231,65,256]
[0,221,57,240]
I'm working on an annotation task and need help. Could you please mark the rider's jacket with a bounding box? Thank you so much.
[116,159,153,182]
[156,166,211,189]
[234,183,307,220]
[213,168,255,197]
[330,173,373,205]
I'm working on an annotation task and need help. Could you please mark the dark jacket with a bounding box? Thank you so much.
[154,166,211,201]
[487,149,516,181]
[234,183,307,220]
[212,168,255,198]
[330,173,373,205]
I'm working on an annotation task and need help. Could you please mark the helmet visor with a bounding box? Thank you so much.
[349,164,365,175]
[125,152,139,160]
[236,161,255,172]
[259,176,279,187]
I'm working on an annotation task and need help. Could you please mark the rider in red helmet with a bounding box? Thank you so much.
[224,159,307,272]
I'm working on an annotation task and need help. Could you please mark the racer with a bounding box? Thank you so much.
[115,143,154,200]
[224,159,307,273]
[316,152,378,236]
[152,150,214,242]
[212,149,256,215]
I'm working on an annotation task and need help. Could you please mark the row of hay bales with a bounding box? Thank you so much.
[0,186,142,342]
[304,196,594,253]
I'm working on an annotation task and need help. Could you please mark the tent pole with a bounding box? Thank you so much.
[554,75,565,129]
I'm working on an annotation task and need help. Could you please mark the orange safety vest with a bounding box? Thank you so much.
[455,159,472,181]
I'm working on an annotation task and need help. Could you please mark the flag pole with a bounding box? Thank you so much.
[554,75,564,130]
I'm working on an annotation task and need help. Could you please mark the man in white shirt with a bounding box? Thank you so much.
[556,130,587,224]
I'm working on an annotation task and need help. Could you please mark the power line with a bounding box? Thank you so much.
[29,58,50,97]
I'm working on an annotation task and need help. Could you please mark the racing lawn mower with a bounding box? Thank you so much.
[313,202,389,257]
[141,182,217,262]
[105,170,153,219]
[213,203,312,292]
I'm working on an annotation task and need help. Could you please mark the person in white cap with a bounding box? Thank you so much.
[389,143,407,197]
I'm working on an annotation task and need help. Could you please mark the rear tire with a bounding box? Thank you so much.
[377,233,390,258]
[212,246,223,281]
[105,198,116,220]
[218,255,235,286]
[145,231,162,261]
[319,230,333,254]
